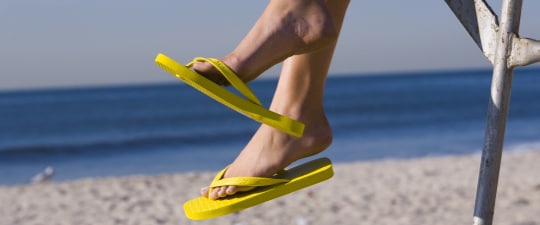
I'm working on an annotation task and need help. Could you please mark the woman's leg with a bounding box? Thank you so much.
[201,0,350,200]
[192,0,339,85]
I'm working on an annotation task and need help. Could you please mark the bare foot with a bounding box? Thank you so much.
[200,112,332,200]
[191,0,337,86]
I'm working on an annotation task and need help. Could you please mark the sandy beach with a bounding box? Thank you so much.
[1,151,539,225]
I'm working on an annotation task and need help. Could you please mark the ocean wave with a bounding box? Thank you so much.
[0,128,254,159]
[505,141,540,153]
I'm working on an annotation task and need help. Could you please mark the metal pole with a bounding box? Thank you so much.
[472,0,523,224]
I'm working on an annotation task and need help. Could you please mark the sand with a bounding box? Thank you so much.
[1,151,539,225]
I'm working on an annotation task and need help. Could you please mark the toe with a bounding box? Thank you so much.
[200,187,210,197]
[209,187,226,200]
[217,187,228,198]
[208,188,218,200]
[225,186,238,195]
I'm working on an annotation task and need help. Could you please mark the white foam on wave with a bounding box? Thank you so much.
[505,140,540,153]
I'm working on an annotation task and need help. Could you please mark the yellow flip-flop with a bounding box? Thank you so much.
[154,53,305,137]
[183,157,333,220]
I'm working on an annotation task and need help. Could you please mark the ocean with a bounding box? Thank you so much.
[1,68,539,185]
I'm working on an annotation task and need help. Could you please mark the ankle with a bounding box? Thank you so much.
[290,109,333,147]
[298,116,333,157]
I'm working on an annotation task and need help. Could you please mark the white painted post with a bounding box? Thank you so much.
[444,0,540,224]
[472,1,521,224]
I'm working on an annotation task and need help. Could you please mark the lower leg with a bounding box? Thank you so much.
[203,0,350,200]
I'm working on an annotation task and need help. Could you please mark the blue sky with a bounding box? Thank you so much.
[1,0,539,90]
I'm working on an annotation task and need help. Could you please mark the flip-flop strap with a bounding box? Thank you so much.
[186,57,262,106]
[209,166,289,190]
[210,177,289,188]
